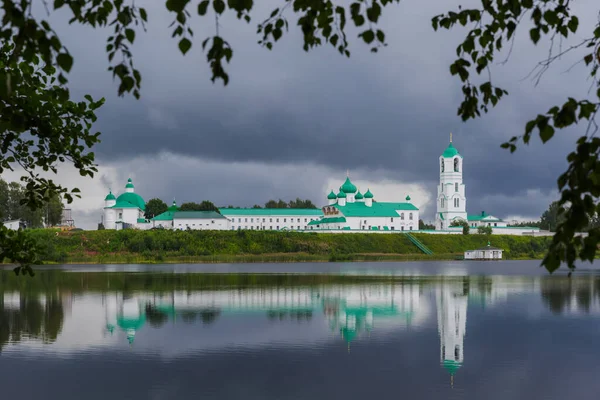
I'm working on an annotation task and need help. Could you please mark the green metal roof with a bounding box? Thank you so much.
[355,191,364,200]
[341,177,357,193]
[115,192,146,210]
[125,178,135,189]
[137,218,149,223]
[442,142,462,158]
[327,190,337,200]
[467,211,503,221]
[173,211,226,219]
[220,208,323,216]
[111,200,141,209]
[337,189,347,198]
[364,189,373,199]
[442,360,462,375]
[105,191,116,201]
[152,209,176,221]
[307,219,320,225]
[405,195,411,201]
[117,314,146,331]
[439,213,444,220]
[334,201,418,217]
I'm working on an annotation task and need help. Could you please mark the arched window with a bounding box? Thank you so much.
[441,159,445,173]
[454,158,459,172]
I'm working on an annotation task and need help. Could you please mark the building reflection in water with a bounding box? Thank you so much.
[3,271,600,387]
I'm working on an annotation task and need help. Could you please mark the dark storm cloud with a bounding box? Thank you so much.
[39,0,599,221]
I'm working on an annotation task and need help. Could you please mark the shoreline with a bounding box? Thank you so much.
[14,252,545,265]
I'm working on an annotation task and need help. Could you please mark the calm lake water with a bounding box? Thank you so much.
[2,260,600,399]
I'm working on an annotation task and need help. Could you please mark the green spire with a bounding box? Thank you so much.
[405,194,411,201]
[105,190,116,201]
[327,190,337,200]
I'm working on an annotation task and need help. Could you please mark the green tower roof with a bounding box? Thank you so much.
[355,190,364,200]
[115,192,146,211]
[125,178,134,189]
[327,190,337,200]
[442,360,462,375]
[405,195,411,201]
[105,191,116,201]
[167,200,179,212]
[364,189,374,199]
[442,142,462,158]
[341,177,357,193]
[337,187,347,198]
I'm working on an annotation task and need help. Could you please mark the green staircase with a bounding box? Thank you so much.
[404,233,433,255]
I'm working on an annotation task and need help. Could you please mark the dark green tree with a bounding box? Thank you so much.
[540,201,563,232]
[419,219,435,230]
[145,198,168,219]
[43,195,64,227]
[451,219,470,235]
[477,226,493,235]
[180,201,219,212]
[265,199,288,209]
[288,198,318,209]
[252,204,262,209]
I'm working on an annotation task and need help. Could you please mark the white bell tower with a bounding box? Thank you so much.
[435,133,467,230]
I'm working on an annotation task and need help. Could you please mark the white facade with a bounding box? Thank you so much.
[173,216,229,231]
[464,243,504,260]
[3,219,23,230]
[103,178,146,230]
[436,135,467,230]
[220,210,323,231]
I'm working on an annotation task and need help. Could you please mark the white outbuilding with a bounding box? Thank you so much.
[464,242,504,260]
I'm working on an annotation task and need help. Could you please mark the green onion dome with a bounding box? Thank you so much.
[327,190,337,200]
[405,195,411,201]
[125,178,134,189]
[341,177,357,193]
[105,191,116,201]
[442,142,461,158]
[116,192,146,210]
[364,189,374,199]
[355,191,364,200]
[167,200,179,212]
[337,187,347,198]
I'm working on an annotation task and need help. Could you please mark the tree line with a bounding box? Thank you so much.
[0,179,63,228]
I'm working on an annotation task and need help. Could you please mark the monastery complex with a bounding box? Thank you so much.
[101,136,540,236]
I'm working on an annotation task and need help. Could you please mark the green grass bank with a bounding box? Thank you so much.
[18,229,552,264]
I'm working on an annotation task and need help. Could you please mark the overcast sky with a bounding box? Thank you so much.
[17,0,598,229]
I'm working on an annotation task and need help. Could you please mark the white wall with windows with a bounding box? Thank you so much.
[173,217,229,231]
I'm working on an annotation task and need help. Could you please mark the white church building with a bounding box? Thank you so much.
[99,135,539,235]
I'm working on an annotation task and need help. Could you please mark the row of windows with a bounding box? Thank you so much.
[440,198,460,208]
[229,217,318,223]
[232,226,306,231]
[441,183,460,193]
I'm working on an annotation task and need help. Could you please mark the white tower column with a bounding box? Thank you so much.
[435,134,467,230]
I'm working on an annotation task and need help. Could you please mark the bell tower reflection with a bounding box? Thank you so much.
[436,279,468,382]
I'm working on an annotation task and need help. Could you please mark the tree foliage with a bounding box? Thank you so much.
[419,219,435,230]
[477,226,493,235]
[264,198,317,209]
[145,198,168,219]
[180,200,220,212]
[450,219,470,235]
[0,179,63,228]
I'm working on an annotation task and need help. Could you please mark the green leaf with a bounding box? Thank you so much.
[179,38,192,55]
[125,28,135,43]
[567,16,579,33]
[213,0,225,14]
[198,0,209,15]
[540,124,555,143]
[584,53,594,65]
[529,28,540,44]
[140,8,148,22]
[361,30,374,44]
[56,53,73,72]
